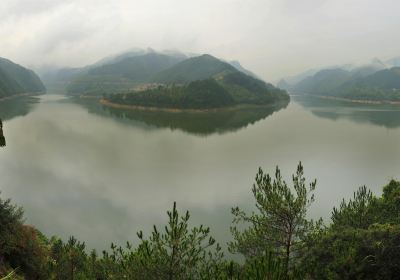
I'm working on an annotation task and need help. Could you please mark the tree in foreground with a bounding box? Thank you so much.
[101,202,224,280]
[0,119,5,147]
[229,162,320,276]
[302,180,400,279]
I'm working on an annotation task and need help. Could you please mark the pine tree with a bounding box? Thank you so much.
[229,162,320,276]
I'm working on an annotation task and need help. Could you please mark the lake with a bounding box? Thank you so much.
[0,94,399,253]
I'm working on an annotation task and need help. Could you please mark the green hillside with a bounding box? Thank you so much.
[107,79,235,109]
[294,69,352,95]
[0,58,45,98]
[66,53,184,95]
[66,52,288,109]
[153,54,237,83]
[292,66,400,102]
[0,67,23,97]
[217,71,287,104]
[333,67,400,101]
[106,73,288,110]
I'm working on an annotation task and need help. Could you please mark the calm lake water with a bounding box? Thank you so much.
[1,94,399,252]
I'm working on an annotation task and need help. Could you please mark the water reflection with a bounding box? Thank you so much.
[1,94,399,253]
[294,95,400,129]
[0,96,39,121]
[72,98,289,136]
[0,96,39,147]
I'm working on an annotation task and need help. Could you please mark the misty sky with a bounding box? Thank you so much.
[1,0,399,81]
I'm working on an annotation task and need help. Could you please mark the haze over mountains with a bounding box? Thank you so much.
[0,58,45,98]
[1,47,400,104]
[29,48,288,110]
[278,57,400,101]
[38,49,259,88]
[0,48,283,110]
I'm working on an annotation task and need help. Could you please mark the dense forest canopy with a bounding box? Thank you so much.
[98,54,289,110]
[279,61,400,102]
[1,163,399,279]
[63,51,289,109]
[0,58,45,98]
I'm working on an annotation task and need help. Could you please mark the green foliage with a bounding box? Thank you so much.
[107,79,236,109]
[0,269,17,280]
[66,53,289,107]
[242,251,303,280]
[293,66,400,101]
[0,58,45,98]
[6,226,49,279]
[0,194,49,279]
[48,237,89,280]
[331,181,400,229]
[66,75,135,96]
[106,73,289,110]
[218,71,289,104]
[302,180,400,279]
[302,224,400,280]
[0,68,22,98]
[331,185,375,229]
[294,69,352,95]
[1,168,400,279]
[96,202,224,280]
[229,162,319,276]
[153,54,236,84]
[0,193,24,259]
[90,53,183,82]
[66,53,183,95]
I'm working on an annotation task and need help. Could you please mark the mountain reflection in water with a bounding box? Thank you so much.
[294,95,400,129]
[0,96,39,121]
[73,98,289,136]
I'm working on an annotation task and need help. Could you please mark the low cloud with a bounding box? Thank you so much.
[0,0,399,81]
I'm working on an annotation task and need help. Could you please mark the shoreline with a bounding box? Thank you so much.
[100,98,286,113]
[0,92,45,102]
[299,94,400,105]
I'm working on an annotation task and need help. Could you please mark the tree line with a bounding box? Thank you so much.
[1,163,400,279]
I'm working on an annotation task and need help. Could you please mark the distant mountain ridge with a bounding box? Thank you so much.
[66,53,185,94]
[0,58,45,98]
[276,56,400,102]
[152,54,236,84]
[34,49,288,109]
[278,58,388,92]
[36,49,260,90]
[103,54,289,110]
[291,67,400,101]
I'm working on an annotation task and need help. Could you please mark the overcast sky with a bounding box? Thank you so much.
[0,0,399,81]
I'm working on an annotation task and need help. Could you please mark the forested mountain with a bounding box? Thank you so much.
[152,54,237,84]
[105,55,289,109]
[37,48,155,86]
[332,67,400,101]
[0,58,45,98]
[294,68,352,95]
[59,50,263,96]
[61,50,288,109]
[278,58,387,94]
[89,53,184,81]
[66,53,185,94]
[290,64,400,101]
[227,60,260,79]
[107,79,236,109]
